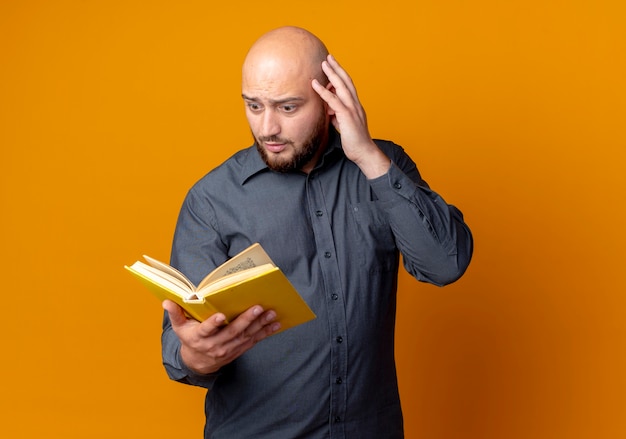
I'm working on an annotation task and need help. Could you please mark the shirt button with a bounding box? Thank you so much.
[331,293,339,300]
[315,210,323,217]
[336,336,343,343]
[336,377,343,384]
[393,182,402,189]
[324,251,331,258]
[334,416,341,423]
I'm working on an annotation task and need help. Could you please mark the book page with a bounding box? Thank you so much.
[128,261,195,298]
[198,243,275,290]
[198,263,276,297]
[143,255,196,291]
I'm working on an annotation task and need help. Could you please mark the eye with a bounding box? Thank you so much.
[246,102,263,112]
[280,104,297,113]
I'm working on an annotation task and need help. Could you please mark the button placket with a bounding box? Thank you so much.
[306,173,348,436]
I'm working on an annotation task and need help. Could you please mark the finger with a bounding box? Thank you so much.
[221,306,281,347]
[196,312,227,337]
[221,305,267,337]
[206,309,280,370]
[322,55,359,104]
[326,55,357,92]
[321,62,353,106]
[163,300,225,338]
[312,78,344,111]
[162,300,190,328]
[319,58,367,129]
[242,309,281,341]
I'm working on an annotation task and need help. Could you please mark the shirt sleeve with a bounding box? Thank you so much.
[368,143,473,286]
[161,186,228,389]
[162,312,219,388]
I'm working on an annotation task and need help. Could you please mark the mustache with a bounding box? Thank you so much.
[257,135,293,144]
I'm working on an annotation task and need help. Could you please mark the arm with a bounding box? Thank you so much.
[312,55,473,285]
[162,191,281,388]
[369,147,473,285]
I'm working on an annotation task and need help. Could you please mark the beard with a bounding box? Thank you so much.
[254,111,328,173]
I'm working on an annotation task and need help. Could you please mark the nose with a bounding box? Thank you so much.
[260,109,281,138]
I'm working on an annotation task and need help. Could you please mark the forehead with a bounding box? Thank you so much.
[242,56,316,100]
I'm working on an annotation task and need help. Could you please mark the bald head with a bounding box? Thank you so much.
[241,27,332,174]
[242,27,329,88]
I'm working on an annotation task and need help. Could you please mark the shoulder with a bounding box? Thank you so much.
[372,138,424,184]
[373,138,415,165]
[189,146,258,193]
[374,139,406,155]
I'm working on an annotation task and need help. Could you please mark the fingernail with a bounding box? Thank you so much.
[271,322,281,332]
[253,306,263,316]
[265,311,277,322]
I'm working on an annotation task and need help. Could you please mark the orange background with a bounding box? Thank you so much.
[1,1,625,438]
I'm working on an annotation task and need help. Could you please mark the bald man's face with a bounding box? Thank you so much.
[242,54,329,173]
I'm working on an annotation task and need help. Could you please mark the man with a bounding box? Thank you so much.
[162,26,473,438]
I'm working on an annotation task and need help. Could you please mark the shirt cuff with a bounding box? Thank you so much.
[165,343,219,389]
[179,358,220,388]
[367,161,418,203]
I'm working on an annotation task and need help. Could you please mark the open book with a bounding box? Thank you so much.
[125,243,316,333]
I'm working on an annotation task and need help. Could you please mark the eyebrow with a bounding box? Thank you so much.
[241,94,306,105]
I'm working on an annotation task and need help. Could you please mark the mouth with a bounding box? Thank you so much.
[263,142,288,153]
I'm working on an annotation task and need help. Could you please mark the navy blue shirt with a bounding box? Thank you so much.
[162,129,473,438]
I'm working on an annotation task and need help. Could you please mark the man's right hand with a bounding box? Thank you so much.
[163,300,281,375]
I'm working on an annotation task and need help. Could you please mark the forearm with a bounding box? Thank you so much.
[369,161,473,286]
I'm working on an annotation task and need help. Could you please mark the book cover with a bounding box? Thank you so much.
[125,244,316,332]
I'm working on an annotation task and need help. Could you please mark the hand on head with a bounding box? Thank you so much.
[312,55,391,178]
